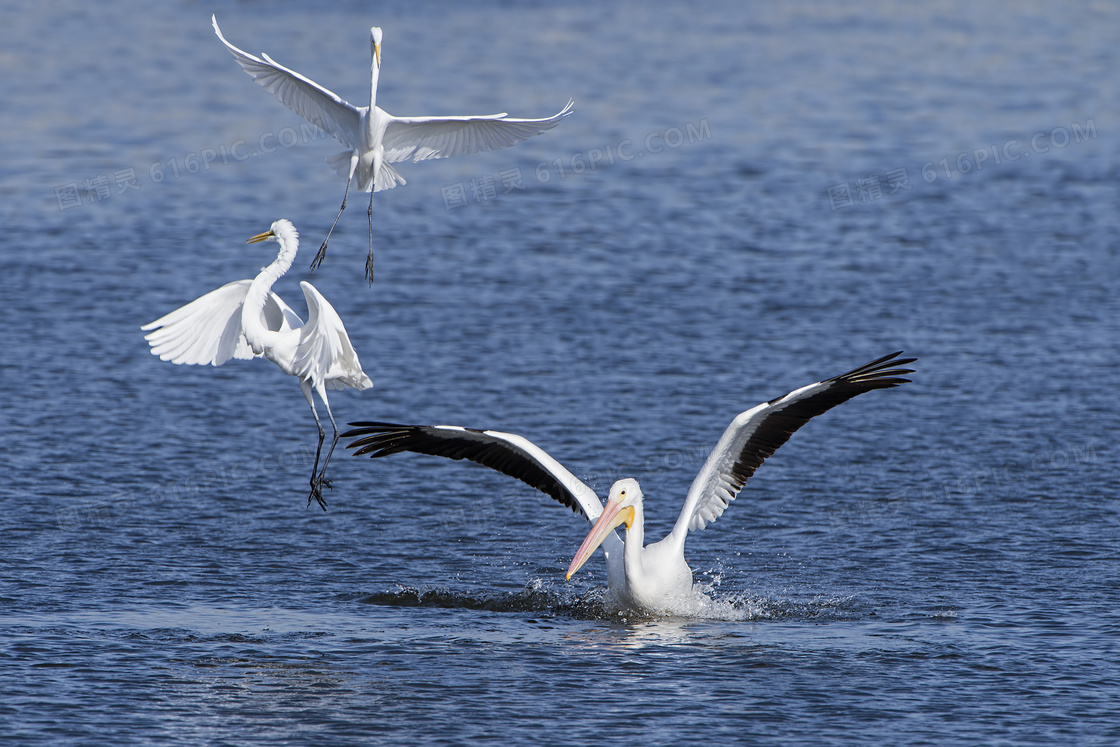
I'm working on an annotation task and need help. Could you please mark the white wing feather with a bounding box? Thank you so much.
[212,16,362,150]
[382,100,574,163]
[213,15,572,190]
[480,428,607,523]
[345,422,609,525]
[672,352,915,538]
[142,280,301,367]
[675,382,829,536]
[294,281,373,392]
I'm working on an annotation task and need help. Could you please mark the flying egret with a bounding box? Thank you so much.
[343,352,915,614]
[142,219,373,510]
[212,16,574,281]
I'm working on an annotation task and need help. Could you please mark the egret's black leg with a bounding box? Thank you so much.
[313,176,354,272]
[365,190,375,285]
[306,403,329,512]
[314,404,341,499]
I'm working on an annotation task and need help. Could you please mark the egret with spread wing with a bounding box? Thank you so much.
[343,352,915,614]
[142,219,373,510]
[212,16,574,281]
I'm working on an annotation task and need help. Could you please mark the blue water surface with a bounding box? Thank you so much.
[2,1,1119,744]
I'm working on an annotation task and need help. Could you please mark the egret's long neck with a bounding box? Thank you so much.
[242,234,297,353]
[369,48,381,109]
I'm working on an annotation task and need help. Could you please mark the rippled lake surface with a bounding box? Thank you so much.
[3,1,1120,744]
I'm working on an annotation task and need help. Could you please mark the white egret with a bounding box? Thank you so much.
[344,352,915,614]
[212,16,574,281]
[142,219,373,510]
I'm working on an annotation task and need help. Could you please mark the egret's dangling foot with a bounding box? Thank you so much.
[312,160,358,272]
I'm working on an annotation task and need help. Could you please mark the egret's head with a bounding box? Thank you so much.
[370,27,382,66]
[566,478,642,580]
[247,219,298,246]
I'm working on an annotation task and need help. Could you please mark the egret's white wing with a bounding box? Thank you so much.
[142,280,302,367]
[672,353,916,538]
[382,100,574,163]
[344,422,610,524]
[142,280,255,366]
[293,281,372,392]
[212,15,362,150]
[267,293,304,332]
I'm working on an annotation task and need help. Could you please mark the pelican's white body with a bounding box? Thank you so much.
[571,479,702,614]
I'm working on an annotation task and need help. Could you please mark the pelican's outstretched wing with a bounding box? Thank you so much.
[142,280,301,366]
[673,352,916,537]
[294,281,373,393]
[343,421,604,522]
[382,100,574,163]
[213,15,362,150]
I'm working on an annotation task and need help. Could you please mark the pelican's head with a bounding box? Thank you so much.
[247,219,298,246]
[370,27,382,67]
[566,478,642,580]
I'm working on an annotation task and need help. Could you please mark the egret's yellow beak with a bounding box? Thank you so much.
[566,497,634,580]
[247,230,274,244]
[374,43,381,68]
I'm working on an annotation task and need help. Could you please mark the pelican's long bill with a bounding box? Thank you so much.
[566,495,634,580]
[247,229,274,244]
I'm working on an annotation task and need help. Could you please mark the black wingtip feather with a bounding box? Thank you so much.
[341,354,915,526]
[341,421,588,517]
[733,351,915,492]
[830,351,916,382]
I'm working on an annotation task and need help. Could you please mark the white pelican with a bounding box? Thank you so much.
[343,352,915,614]
[142,219,373,509]
[212,16,574,280]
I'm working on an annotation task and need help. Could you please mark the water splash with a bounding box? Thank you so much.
[354,578,871,624]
